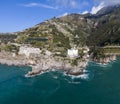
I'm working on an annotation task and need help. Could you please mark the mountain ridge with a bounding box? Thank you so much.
[1,5,120,50]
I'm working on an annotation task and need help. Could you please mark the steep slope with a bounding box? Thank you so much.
[15,5,120,50]
[16,13,94,53]
[87,5,120,46]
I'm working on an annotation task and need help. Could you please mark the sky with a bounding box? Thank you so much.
[0,0,120,33]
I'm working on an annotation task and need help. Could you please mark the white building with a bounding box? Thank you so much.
[19,46,41,58]
[68,48,78,58]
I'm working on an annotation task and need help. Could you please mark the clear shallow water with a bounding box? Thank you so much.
[0,59,120,104]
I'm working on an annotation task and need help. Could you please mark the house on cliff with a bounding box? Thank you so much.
[67,47,78,58]
[18,46,41,58]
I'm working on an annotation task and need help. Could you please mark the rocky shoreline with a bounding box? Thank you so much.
[26,60,88,77]
[92,55,117,65]
[0,51,89,77]
[0,51,118,77]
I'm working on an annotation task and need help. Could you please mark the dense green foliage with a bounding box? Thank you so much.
[92,48,105,59]
[71,59,78,66]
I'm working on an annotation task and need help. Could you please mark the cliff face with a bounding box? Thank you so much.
[93,55,117,64]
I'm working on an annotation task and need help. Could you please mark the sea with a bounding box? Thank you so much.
[0,58,120,104]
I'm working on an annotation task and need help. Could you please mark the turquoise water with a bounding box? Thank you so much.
[0,59,120,104]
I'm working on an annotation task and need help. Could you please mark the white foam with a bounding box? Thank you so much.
[70,74,89,80]
[25,69,90,83]
[64,77,81,84]
[83,69,89,73]
[53,75,58,79]
[24,71,45,78]
[78,74,89,80]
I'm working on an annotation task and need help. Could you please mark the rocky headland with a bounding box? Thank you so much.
[92,55,117,65]
[0,49,118,77]
[0,51,89,77]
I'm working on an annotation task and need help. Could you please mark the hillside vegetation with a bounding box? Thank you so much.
[1,5,120,54]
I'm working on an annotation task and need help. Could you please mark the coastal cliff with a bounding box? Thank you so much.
[92,55,117,65]
[0,49,118,77]
[0,5,120,77]
[0,51,89,77]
